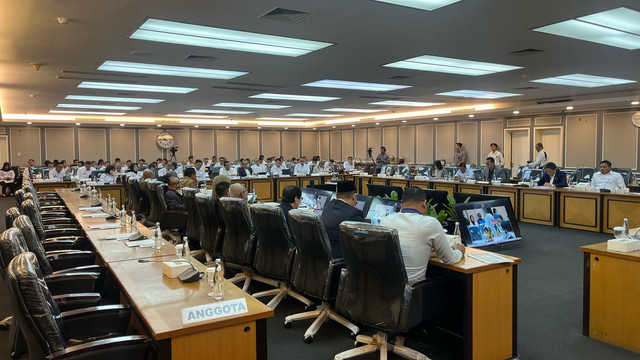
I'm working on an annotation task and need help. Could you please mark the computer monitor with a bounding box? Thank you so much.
[355,194,373,216]
[365,197,402,225]
[299,188,335,215]
[282,168,291,175]
[454,199,521,248]
[366,184,403,200]
[311,184,337,192]
[522,169,542,182]
[423,189,449,214]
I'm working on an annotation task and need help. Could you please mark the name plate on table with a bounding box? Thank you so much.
[182,298,248,325]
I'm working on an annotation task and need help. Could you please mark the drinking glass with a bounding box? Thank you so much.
[613,226,625,239]
[206,267,216,297]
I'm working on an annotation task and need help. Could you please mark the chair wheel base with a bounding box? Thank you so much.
[350,332,357,339]
[283,321,292,329]
[304,335,313,344]
[304,304,317,311]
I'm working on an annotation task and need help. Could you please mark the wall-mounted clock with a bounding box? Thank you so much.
[156,131,175,149]
[632,112,640,128]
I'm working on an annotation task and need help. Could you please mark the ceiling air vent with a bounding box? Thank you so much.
[259,7,310,23]
[509,48,543,56]
[226,81,285,89]
[359,95,403,100]
[184,55,217,62]
[212,85,270,92]
[389,75,411,80]
[537,98,573,105]
[513,86,540,90]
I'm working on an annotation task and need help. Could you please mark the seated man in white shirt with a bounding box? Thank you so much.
[76,160,95,179]
[175,160,188,174]
[343,156,355,171]
[592,160,627,191]
[454,162,475,180]
[49,163,66,181]
[270,159,285,176]
[219,161,237,176]
[251,159,268,174]
[194,159,207,179]
[22,159,36,179]
[380,186,465,282]
[293,157,310,176]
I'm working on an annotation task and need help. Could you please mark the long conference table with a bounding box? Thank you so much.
[55,188,274,360]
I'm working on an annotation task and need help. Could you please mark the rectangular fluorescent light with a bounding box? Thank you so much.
[533,7,640,50]
[286,113,340,118]
[57,104,141,110]
[531,73,636,87]
[374,0,461,11]
[186,109,252,114]
[325,119,361,125]
[435,90,522,99]
[178,119,238,125]
[257,121,308,126]
[384,54,522,76]
[213,102,290,109]
[65,95,165,103]
[302,79,410,91]
[166,114,227,119]
[98,60,247,80]
[103,118,156,123]
[369,101,444,106]
[257,117,308,121]
[130,18,333,57]
[250,93,340,102]
[3,114,75,121]
[78,81,196,94]
[49,110,126,115]
[323,108,386,113]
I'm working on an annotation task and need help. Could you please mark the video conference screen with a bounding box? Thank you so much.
[354,194,372,216]
[365,197,402,225]
[299,188,334,215]
[454,199,521,248]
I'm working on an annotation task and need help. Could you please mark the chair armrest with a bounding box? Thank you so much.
[335,268,347,310]
[52,335,149,360]
[400,276,445,332]
[53,293,102,312]
[42,217,77,224]
[47,251,96,271]
[60,305,131,344]
[45,272,100,295]
[45,228,84,238]
[43,236,87,251]
[160,211,188,230]
[324,257,345,299]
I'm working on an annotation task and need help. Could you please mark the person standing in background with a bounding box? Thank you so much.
[454,143,468,166]
[375,146,390,174]
[487,143,504,167]
[528,143,547,169]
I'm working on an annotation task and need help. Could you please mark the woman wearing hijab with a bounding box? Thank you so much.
[0,162,15,196]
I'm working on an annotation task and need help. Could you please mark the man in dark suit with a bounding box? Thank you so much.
[279,185,301,224]
[237,159,254,178]
[481,157,507,182]
[165,176,187,211]
[537,162,567,188]
[322,181,365,258]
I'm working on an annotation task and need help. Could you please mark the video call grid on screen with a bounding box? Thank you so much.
[366,198,402,225]
[299,188,335,215]
[458,201,521,247]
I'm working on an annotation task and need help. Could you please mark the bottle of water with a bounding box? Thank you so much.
[454,222,461,237]
[623,218,629,238]
[182,237,190,259]
[120,206,126,227]
[529,177,534,188]
[154,222,162,250]
[213,258,224,300]
[200,182,206,192]
[130,211,137,232]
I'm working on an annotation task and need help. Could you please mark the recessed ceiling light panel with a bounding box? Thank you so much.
[374,0,461,11]
[130,18,333,57]
[369,100,444,106]
[250,93,340,102]
[285,113,340,117]
[323,108,386,113]
[435,89,522,99]
[213,102,290,109]
[78,81,197,94]
[65,95,165,103]
[384,54,521,76]
[57,104,141,110]
[186,109,252,114]
[531,73,636,87]
[166,114,228,119]
[257,117,308,121]
[302,79,410,91]
[49,110,126,115]
[98,60,247,80]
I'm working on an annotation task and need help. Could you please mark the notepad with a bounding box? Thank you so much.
[82,213,109,218]
[103,232,137,240]
[88,223,121,230]
[79,207,102,211]
[125,239,155,248]
[468,253,514,264]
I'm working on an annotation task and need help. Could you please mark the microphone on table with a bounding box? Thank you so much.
[599,178,612,193]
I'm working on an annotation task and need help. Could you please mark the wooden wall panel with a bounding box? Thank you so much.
[217,130,238,160]
[192,130,215,160]
[481,120,504,163]
[341,130,354,161]
[319,132,330,160]
[301,132,317,158]
[138,129,162,163]
[239,131,260,159]
[457,122,478,165]
[281,132,300,160]
[10,127,41,166]
[416,125,433,163]
[398,126,415,163]
[261,131,280,158]
[367,128,381,153]
[330,130,341,160]
[354,129,367,160]
[565,114,597,168]
[603,112,638,169]
[171,130,190,160]
[435,123,455,163]
[383,127,398,161]
[78,129,106,161]
[109,129,136,163]
[45,128,75,162]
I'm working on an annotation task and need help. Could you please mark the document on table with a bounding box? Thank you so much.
[82,213,109,218]
[88,223,121,230]
[79,207,102,211]
[468,253,514,264]
[125,239,155,248]
[103,232,137,240]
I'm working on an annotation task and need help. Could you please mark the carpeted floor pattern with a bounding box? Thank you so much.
[0,196,637,359]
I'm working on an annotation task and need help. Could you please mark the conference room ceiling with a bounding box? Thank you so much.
[1,0,640,129]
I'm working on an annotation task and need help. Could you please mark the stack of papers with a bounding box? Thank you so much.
[82,213,109,218]
[88,223,121,230]
[125,239,156,248]
[79,206,102,211]
[468,253,514,264]
[103,232,137,240]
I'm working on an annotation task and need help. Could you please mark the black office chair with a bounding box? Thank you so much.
[381,165,395,176]
[612,168,632,185]
[218,197,278,292]
[153,183,188,237]
[127,177,141,214]
[577,167,597,182]
[195,194,224,261]
[563,169,580,184]
[183,187,202,251]
[416,166,429,176]
[20,200,82,241]
[12,206,86,251]
[249,204,313,310]
[334,221,444,360]
[284,210,359,343]
[523,169,543,182]
[21,191,70,217]
[5,207,21,230]
[6,252,149,360]
[138,179,152,222]
[23,178,60,199]
[473,168,484,181]
[396,165,410,177]
[443,166,457,177]
[145,181,163,225]
[16,188,65,213]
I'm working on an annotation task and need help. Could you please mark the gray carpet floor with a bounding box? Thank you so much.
[0,196,637,359]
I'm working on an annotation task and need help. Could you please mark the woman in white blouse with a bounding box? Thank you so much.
[487,143,504,167]
[0,162,15,196]
[99,165,117,184]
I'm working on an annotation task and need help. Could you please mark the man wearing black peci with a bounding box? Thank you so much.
[322,181,365,258]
